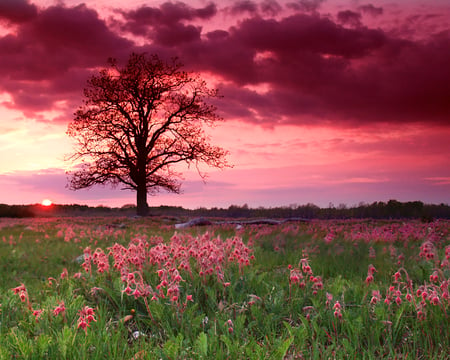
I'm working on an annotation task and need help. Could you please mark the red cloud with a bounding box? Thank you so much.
[337,10,362,27]
[0,3,132,116]
[0,0,37,23]
[119,2,217,36]
[359,4,383,17]
[0,0,449,128]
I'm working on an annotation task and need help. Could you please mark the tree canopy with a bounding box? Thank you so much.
[67,53,229,215]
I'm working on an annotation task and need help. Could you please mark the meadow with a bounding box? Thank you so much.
[0,216,448,359]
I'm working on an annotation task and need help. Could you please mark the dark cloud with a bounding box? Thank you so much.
[0,3,133,117]
[358,4,383,17]
[286,0,325,13]
[337,10,362,27]
[119,2,217,36]
[233,14,386,58]
[229,1,259,15]
[1,0,450,128]
[260,0,282,16]
[169,9,450,126]
[0,0,37,23]
[153,23,201,46]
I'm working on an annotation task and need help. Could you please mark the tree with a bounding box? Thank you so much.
[66,53,229,216]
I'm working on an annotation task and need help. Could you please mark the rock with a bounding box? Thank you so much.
[174,217,213,229]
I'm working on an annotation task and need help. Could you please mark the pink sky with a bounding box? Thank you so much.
[0,0,449,209]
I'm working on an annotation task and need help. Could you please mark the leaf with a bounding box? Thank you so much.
[194,332,208,358]
[163,334,183,359]
[272,336,294,360]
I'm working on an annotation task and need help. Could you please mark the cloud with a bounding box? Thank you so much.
[337,10,362,27]
[286,0,325,13]
[260,0,282,16]
[358,4,383,17]
[229,1,259,15]
[174,10,450,126]
[1,0,450,128]
[0,0,37,23]
[0,3,133,118]
[119,2,217,36]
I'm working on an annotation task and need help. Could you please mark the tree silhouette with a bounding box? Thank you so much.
[67,53,229,216]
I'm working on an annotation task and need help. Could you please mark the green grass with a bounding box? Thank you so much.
[0,217,448,359]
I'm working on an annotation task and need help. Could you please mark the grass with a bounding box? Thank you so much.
[0,216,449,359]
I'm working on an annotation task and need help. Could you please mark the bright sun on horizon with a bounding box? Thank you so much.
[41,199,53,206]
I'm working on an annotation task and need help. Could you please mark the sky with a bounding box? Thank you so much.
[0,0,449,209]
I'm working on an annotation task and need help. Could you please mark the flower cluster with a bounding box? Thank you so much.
[77,306,96,334]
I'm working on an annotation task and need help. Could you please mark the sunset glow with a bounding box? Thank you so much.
[0,0,449,208]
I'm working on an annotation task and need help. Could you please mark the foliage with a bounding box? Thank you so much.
[0,217,449,358]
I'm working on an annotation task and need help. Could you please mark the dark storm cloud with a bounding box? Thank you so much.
[1,0,450,127]
[119,2,217,36]
[260,0,282,16]
[0,3,132,116]
[0,0,37,23]
[337,10,362,27]
[229,1,259,15]
[286,0,325,13]
[358,4,383,17]
[172,11,450,126]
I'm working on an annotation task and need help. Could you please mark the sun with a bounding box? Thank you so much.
[41,199,53,207]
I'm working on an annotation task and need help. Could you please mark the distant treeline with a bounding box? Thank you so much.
[0,200,449,220]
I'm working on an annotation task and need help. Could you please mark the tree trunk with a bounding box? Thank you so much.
[136,183,149,216]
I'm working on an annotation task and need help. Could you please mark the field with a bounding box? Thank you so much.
[0,216,449,359]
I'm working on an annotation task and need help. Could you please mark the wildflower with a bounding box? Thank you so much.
[333,301,342,319]
[226,319,234,333]
[90,287,102,296]
[53,301,66,316]
[12,284,30,308]
[370,290,381,305]
[77,306,96,334]
[325,292,333,308]
[60,268,68,280]
[33,309,43,322]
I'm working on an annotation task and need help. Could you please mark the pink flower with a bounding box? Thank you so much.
[33,309,43,322]
[60,268,68,280]
[365,275,374,285]
[77,306,96,334]
[53,301,66,316]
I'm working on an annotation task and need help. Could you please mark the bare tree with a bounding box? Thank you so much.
[66,53,229,216]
